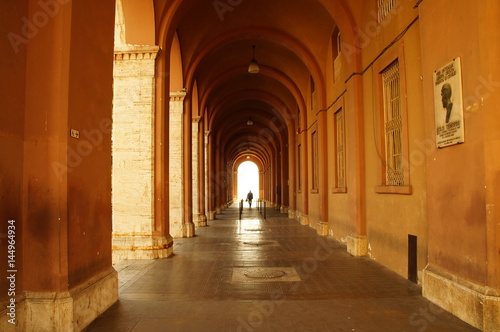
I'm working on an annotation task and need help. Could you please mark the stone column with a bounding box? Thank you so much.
[288,130,297,219]
[169,91,195,237]
[192,116,200,225]
[112,46,172,262]
[206,131,216,220]
[198,128,208,224]
[193,116,207,226]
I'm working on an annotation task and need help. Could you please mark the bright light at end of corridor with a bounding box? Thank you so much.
[237,161,259,203]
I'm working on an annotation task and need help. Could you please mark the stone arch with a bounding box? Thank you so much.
[169,31,184,92]
[116,0,156,46]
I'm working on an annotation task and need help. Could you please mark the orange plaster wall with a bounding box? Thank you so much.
[419,0,490,285]
[324,0,430,278]
[121,0,155,45]
[66,0,115,288]
[14,0,115,292]
[363,25,428,278]
[0,0,29,300]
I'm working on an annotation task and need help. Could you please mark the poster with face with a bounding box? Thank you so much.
[433,58,465,148]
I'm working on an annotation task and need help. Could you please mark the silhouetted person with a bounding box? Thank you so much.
[441,83,453,123]
[246,190,253,208]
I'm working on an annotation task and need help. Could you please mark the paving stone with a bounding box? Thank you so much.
[85,205,479,332]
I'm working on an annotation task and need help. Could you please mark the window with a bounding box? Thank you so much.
[297,144,302,191]
[375,56,412,195]
[382,60,404,186]
[331,27,342,82]
[334,109,346,189]
[311,131,319,191]
[378,0,396,23]
[375,44,411,195]
[310,76,316,110]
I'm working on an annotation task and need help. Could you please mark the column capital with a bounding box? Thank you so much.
[192,116,202,123]
[170,91,187,102]
[114,45,160,61]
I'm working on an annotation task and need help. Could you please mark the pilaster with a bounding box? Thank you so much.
[112,45,171,261]
[192,116,201,226]
[1,268,117,331]
[208,211,216,220]
[423,267,500,331]
[299,214,309,226]
[316,221,329,236]
[347,234,368,256]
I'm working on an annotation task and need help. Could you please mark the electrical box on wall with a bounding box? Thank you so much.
[70,129,80,139]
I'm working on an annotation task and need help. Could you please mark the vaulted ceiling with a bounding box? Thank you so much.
[154,0,340,169]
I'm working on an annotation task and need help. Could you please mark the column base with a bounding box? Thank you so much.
[316,221,329,236]
[207,211,215,220]
[0,268,118,331]
[184,222,195,238]
[423,267,500,331]
[299,214,309,226]
[112,234,173,263]
[215,207,221,214]
[170,222,196,238]
[196,214,208,227]
[347,234,367,256]
[288,209,297,219]
[280,206,289,214]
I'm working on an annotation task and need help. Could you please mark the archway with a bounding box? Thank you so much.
[237,161,260,207]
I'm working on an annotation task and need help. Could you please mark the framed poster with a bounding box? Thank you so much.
[433,58,465,148]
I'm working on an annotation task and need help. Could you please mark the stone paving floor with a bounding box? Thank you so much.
[85,204,479,332]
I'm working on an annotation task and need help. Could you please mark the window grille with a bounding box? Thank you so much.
[312,131,319,190]
[378,0,396,23]
[298,144,302,191]
[382,60,404,186]
[335,110,345,188]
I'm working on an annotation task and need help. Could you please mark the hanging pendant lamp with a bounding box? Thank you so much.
[248,45,259,74]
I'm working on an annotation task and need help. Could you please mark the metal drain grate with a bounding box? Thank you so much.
[243,241,275,246]
[231,267,301,282]
[244,269,286,279]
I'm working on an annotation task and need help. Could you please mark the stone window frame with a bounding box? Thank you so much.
[332,106,347,193]
[311,128,319,193]
[374,43,412,195]
[297,143,302,193]
[378,0,396,24]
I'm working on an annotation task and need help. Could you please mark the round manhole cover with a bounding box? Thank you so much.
[243,241,274,246]
[244,269,286,279]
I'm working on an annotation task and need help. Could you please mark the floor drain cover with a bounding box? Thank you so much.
[243,241,274,246]
[244,269,286,279]
[232,267,301,282]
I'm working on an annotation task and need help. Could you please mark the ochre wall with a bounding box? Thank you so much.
[322,1,429,278]
[419,0,499,286]
[363,23,428,277]
[121,0,155,45]
[1,0,116,293]
[66,0,115,287]
[0,0,29,301]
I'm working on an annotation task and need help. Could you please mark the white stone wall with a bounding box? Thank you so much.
[113,48,156,234]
